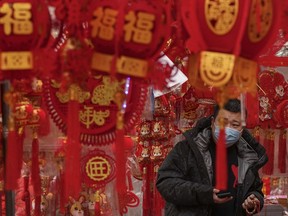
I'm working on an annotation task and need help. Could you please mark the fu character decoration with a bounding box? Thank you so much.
[88,0,172,81]
[0,0,52,81]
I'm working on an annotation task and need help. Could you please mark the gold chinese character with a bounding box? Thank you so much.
[0,3,33,35]
[90,7,118,40]
[80,106,110,128]
[124,11,155,44]
[86,156,111,181]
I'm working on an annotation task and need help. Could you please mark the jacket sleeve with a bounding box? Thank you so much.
[242,129,267,212]
[156,141,214,207]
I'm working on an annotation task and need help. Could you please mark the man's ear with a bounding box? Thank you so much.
[211,116,214,125]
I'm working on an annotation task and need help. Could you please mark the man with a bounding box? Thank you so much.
[156,99,268,215]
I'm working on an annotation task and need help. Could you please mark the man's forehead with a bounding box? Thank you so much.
[216,109,241,121]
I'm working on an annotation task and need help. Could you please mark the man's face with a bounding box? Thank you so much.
[212,109,243,132]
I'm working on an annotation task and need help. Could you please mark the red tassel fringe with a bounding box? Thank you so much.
[5,130,20,190]
[262,130,274,175]
[22,176,31,216]
[64,99,81,202]
[115,128,126,193]
[32,137,41,216]
[278,130,286,173]
[215,127,227,190]
[142,166,151,216]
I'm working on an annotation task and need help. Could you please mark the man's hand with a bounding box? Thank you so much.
[242,194,260,215]
[213,189,233,204]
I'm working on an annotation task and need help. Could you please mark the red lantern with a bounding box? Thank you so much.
[182,0,282,97]
[182,0,282,57]
[88,0,171,78]
[0,0,52,81]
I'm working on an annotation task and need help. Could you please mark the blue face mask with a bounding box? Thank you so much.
[213,125,242,147]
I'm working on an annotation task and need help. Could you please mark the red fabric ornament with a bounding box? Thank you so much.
[181,0,282,59]
[278,130,286,173]
[88,0,171,78]
[215,124,227,190]
[44,76,148,146]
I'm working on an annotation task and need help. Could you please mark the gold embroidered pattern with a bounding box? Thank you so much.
[1,52,33,70]
[85,156,111,182]
[55,84,90,103]
[91,76,123,106]
[248,0,273,42]
[200,51,235,87]
[205,0,239,35]
[79,106,110,128]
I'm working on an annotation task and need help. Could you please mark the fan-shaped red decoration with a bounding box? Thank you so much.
[43,75,148,145]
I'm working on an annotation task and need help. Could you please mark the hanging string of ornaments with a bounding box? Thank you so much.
[0,0,287,215]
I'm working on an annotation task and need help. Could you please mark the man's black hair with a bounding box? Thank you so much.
[213,99,241,117]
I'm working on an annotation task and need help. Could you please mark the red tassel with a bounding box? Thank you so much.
[64,93,81,202]
[153,167,163,216]
[94,191,101,216]
[115,127,126,193]
[5,117,20,190]
[215,126,227,190]
[59,170,65,214]
[142,166,150,216]
[21,176,31,216]
[278,130,286,173]
[32,136,41,216]
[262,130,274,175]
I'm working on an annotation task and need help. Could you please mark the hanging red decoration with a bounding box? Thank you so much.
[278,130,286,173]
[88,0,172,78]
[81,149,116,189]
[43,75,148,145]
[262,130,274,175]
[0,0,52,81]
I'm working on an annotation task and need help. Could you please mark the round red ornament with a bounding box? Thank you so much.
[81,149,116,189]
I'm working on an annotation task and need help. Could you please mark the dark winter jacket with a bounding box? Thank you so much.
[156,117,268,216]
